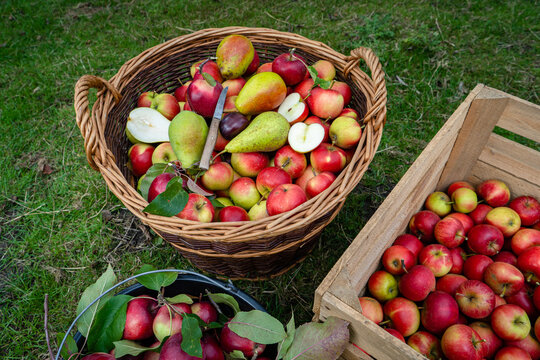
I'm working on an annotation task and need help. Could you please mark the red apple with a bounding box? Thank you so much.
[274,145,307,179]
[486,207,522,237]
[201,162,234,191]
[419,244,453,277]
[383,297,420,337]
[186,78,224,118]
[230,152,269,178]
[293,77,314,99]
[229,177,261,210]
[174,81,192,102]
[256,167,292,198]
[484,262,524,297]
[367,270,398,302]
[421,291,460,334]
[495,294,507,308]
[129,143,155,177]
[255,62,272,74]
[222,78,246,97]
[451,187,478,213]
[447,181,475,197]
[445,212,474,234]
[506,334,540,360]
[295,165,317,193]
[151,142,177,165]
[123,296,157,341]
[469,203,493,225]
[385,328,406,342]
[382,245,416,275]
[339,108,359,120]
[393,234,424,258]
[81,354,115,360]
[441,324,486,360]
[310,143,347,173]
[468,224,504,256]
[536,317,540,344]
[510,196,540,226]
[272,51,307,86]
[160,332,203,360]
[464,254,494,280]
[312,59,335,81]
[214,130,230,152]
[329,116,362,149]
[425,191,452,217]
[506,285,536,317]
[278,92,309,124]
[449,247,467,274]
[398,264,436,302]
[517,246,540,283]
[534,286,540,310]
[409,210,441,243]
[303,115,330,143]
[491,304,531,341]
[455,280,496,319]
[150,93,180,120]
[512,229,540,255]
[358,296,383,324]
[436,274,468,296]
[330,81,352,106]
[191,301,218,324]
[305,171,336,199]
[407,331,443,359]
[266,184,307,216]
[201,334,225,360]
[177,193,214,222]
[220,322,266,357]
[147,173,175,202]
[494,346,532,360]
[137,91,157,107]
[477,179,511,207]
[469,321,503,359]
[152,303,191,342]
[191,59,223,83]
[434,217,466,248]
[493,251,518,266]
[218,206,249,222]
[306,87,344,120]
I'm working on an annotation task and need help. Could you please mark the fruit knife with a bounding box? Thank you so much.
[199,86,228,170]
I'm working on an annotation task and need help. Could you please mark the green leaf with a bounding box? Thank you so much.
[138,163,174,200]
[226,350,247,359]
[165,293,193,305]
[76,264,116,337]
[307,65,332,90]
[202,72,217,87]
[143,176,188,216]
[135,264,178,291]
[228,310,286,345]
[208,293,241,315]
[113,339,160,357]
[210,197,226,209]
[181,315,203,357]
[277,313,296,359]
[87,294,132,353]
[283,316,349,360]
[56,332,78,360]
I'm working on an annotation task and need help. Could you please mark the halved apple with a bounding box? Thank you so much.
[278,92,309,124]
[288,122,325,153]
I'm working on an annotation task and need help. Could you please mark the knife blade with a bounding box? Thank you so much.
[199,86,228,170]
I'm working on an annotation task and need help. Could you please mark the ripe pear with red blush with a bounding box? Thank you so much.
[216,35,254,80]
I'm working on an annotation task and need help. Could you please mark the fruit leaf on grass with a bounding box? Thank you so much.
[135,264,177,291]
[113,339,160,357]
[87,294,132,353]
[181,315,203,357]
[139,163,174,200]
[283,316,349,360]
[307,66,332,90]
[76,264,116,337]
[208,293,241,315]
[277,313,296,360]
[228,309,286,344]
[56,332,78,360]
[143,176,188,216]
[165,293,193,305]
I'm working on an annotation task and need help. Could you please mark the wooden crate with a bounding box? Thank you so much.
[313,84,540,360]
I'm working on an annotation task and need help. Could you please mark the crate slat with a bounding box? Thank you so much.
[498,97,540,143]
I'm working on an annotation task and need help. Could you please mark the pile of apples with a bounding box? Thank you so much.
[80,296,270,360]
[360,179,540,360]
[125,34,361,222]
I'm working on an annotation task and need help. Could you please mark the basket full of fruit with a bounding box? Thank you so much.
[74,27,387,279]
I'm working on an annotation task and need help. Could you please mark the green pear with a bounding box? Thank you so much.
[216,34,254,80]
[168,111,208,169]
[235,72,287,115]
[225,112,289,153]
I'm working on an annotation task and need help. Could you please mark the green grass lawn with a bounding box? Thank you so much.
[1,0,538,357]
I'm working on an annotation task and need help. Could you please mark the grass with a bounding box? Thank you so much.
[0,0,538,357]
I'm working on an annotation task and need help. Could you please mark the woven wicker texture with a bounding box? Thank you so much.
[74,27,387,279]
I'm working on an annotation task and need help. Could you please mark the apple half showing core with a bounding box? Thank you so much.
[287,122,325,153]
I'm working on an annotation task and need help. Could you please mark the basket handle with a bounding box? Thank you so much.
[344,47,387,131]
[74,75,122,171]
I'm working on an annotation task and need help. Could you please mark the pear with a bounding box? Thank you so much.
[225,112,289,153]
[235,72,287,115]
[216,34,254,80]
[126,107,170,143]
[168,111,208,169]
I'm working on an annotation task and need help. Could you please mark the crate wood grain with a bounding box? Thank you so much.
[314,84,540,360]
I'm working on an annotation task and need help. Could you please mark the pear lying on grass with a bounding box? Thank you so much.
[126,107,170,143]
[169,111,208,169]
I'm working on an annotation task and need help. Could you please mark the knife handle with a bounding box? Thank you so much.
[199,118,220,170]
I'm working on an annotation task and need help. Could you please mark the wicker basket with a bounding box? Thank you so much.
[74,27,387,279]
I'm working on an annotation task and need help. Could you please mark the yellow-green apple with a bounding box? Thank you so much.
[495,346,533,360]
[493,251,518,266]
[138,91,157,107]
[398,264,436,302]
[510,196,540,226]
[219,112,250,140]
[220,322,266,357]
[219,206,249,222]
[407,331,443,360]
[287,122,325,153]
[329,116,362,149]
[153,303,191,342]
[201,162,234,191]
[230,152,269,177]
[449,247,467,274]
[305,171,336,199]
[367,270,398,302]
[191,301,218,324]
[214,130,230,152]
[151,142,177,164]
[174,81,192,102]
[382,245,416,275]
[274,145,307,179]
[177,194,214,222]
[331,81,352,106]
[216,35,254,80]
[469,321,503,359]
[295,165,317,193]
[436,274,468,296]
[223,95,238,113]
[445,212,474,234]
[486,207,521,237]
[222,78,246,97]
[306,87,344,119]
[441,324,486,360]
[512,229,540,255]
[187,77,224,118]
[278,92,309,124]
[201,334,225,360]
[506,285,536,317]
[467,224,504,256]
[123,296,157,341]
[447,180,475,197]
[266,183,307,216]
[271,50,307,86]
[517,246,540,283]
[383,297,420,337]
[421,291,460,334]
[484,261,524,297]
[147,173,175,202]
[248,200,268,221]
[339,108,359,120]
[150,93,181,120]
[310,143,347,173]
[393,234,424,258]
[81,354,115,360]
[469,203,493,225]
[477,179,511,207]
[491,304,531,341]
[304,115,330,143]
[455,280,496,319]
[293,78,314,99]
[256,167,292,198]
[385,328,406,342]
[244,49,260,76]
[463,254,494,280]
[451,187,478,213]
[229,177,261,210]
[358,296,383,324]
[312,59,335,81]
[190,59,223,83]
[434,217,466,248]
[409,210,441,243]
[255,62,273,74]
[419,244,453,277]
[129,143,155,177]
[425,191,452,217]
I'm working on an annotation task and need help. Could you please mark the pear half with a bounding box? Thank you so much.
[126,107,170,143]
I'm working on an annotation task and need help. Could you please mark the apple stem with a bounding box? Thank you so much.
[417,307,424,310]
[527,273,533,282]
[177,77,184,86]
[281,157,291,169]
[211,151,225,165]
[500,286,506,298]
[401,259,408,274]
[455,292,464,297]
[379,320,391,326]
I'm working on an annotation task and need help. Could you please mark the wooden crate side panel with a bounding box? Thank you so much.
[497,96,540,143]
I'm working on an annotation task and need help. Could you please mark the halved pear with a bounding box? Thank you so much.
[126,107,170,143]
